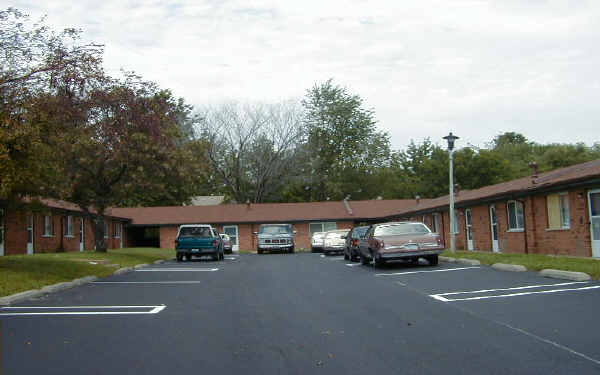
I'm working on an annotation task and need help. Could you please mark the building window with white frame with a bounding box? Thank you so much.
[309,222,337,236]
[452,211,460,234]
[114,222,121,238]
[43,215,54,237]
[431,213,441,233]
[507,200,525,231]
[64,216,74,237]
[547,192,570,229]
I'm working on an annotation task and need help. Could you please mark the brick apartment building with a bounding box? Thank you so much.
[1,159,599,257]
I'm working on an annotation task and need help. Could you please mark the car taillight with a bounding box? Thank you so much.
[212,240,218,247]
[378,240,385,249]
[353,239,359,246]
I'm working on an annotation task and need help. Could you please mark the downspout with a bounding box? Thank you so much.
[60,215,64,251]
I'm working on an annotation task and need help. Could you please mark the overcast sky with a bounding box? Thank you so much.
[10,0,600,150]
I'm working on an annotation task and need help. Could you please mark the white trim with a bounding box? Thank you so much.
[506,200,525,231]
[588,189,600,258]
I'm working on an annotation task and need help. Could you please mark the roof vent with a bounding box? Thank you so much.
[529,161,538,184]
[246,199,251,209]
[415,195,421,204]
[376,196,383,200]
[453,184,460,196]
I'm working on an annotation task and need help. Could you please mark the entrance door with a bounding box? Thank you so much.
[27,215,34,255]
[489,205,499,252]
[588,190,600,258]
[223,225,239,252]
[465,208,474,251]
[79,218,85,252]
[0,208,5,256]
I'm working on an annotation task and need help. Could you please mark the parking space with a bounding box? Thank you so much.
[4,253,600,374]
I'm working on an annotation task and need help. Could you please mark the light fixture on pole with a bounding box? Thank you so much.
[443,132,459,253]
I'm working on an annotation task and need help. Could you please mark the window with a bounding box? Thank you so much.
[309,222,337,236]
[431,213,441,233]
[451,211,460,234]
[114,223,122,238]
[104,221,109,238]
[507,201,525,231]
[547,193,570,229]
[43,215,54,236]
[64,216,74,237]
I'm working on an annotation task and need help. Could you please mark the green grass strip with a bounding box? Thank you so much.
[442,250,600,279]
[0,248,175,297]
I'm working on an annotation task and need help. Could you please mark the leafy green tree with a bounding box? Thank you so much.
[301,79,390,201]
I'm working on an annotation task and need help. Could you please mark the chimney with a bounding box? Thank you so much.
[415,195,421,205]
[453,183,460,196]
[246,199,251,209]
[342,197,353,216]
[529,161,538,184]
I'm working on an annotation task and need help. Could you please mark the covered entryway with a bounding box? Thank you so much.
[589,189,600,258]
[223,225,239,252]
[127,226,160,248]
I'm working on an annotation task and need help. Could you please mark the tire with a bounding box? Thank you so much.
[176,253,183,262]
[289,247,295,254]
[185,254,192,262]
[257,249,263,254]
[212,253,219,261]
[428,255,439,266]
[373,254,385,268]
[360,252,370,265]
[350,249,359,262]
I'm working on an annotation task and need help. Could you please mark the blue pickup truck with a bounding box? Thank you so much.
[175,224,224,262]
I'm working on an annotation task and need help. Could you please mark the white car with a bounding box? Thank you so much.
[311,232,326,252]
[323,229,350,255]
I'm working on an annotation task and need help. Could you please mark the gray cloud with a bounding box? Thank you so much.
[11,0,600,149]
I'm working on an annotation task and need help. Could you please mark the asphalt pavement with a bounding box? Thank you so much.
[2,253,600,374]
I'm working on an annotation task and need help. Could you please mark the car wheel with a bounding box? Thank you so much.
[289,247,295,254]
[373,252,384,268]
[350,249,359,262]
[176,253,183,262]
[428,255,439,266]
[185,254,192,262]
[360,252,369,265]
[257,249,263,254]
[344,249,349,260]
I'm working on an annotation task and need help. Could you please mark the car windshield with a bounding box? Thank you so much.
[179,227,213,237]
[374,223,430,236]
[260,226,292,235]
[352,227,368,238]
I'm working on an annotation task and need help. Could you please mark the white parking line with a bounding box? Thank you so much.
[135,268,219,272]
[0,305,166,316]
[225,257,237,260]
[375,267,480,276]
[93,281,202,284]
[345,263,361,267]
[431,282,600,302]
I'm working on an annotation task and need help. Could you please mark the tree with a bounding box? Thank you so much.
[0,7,103,202]
[198,100,304,203]
[301,79,390,201]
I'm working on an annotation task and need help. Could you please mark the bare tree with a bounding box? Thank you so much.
[198,100,304,203]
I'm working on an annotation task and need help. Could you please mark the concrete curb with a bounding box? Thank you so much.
[456,258,481,266]
[492,263,527,272]
[539,269,591,281]
[134,263,149,269]
[153,259,165,264]
[114,267,133,275]
[0,275,100,306]
[439,256,456,263]
[0,290,44,306]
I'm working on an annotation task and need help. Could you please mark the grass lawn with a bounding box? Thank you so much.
[443,250,600,279]
[0,248,175,297]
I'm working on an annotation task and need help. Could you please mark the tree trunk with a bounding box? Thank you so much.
[93,214,108,252]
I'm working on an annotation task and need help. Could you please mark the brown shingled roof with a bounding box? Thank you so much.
[110,199,421,226]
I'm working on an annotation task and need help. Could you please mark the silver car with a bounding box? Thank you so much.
[323,229,350,255]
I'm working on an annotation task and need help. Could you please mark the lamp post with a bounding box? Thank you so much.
[443,132,459,253]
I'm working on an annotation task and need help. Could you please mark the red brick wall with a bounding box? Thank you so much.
[159,226,178,250]
[3,211,28,255]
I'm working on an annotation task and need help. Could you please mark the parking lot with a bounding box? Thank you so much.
[2,253,600,374]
